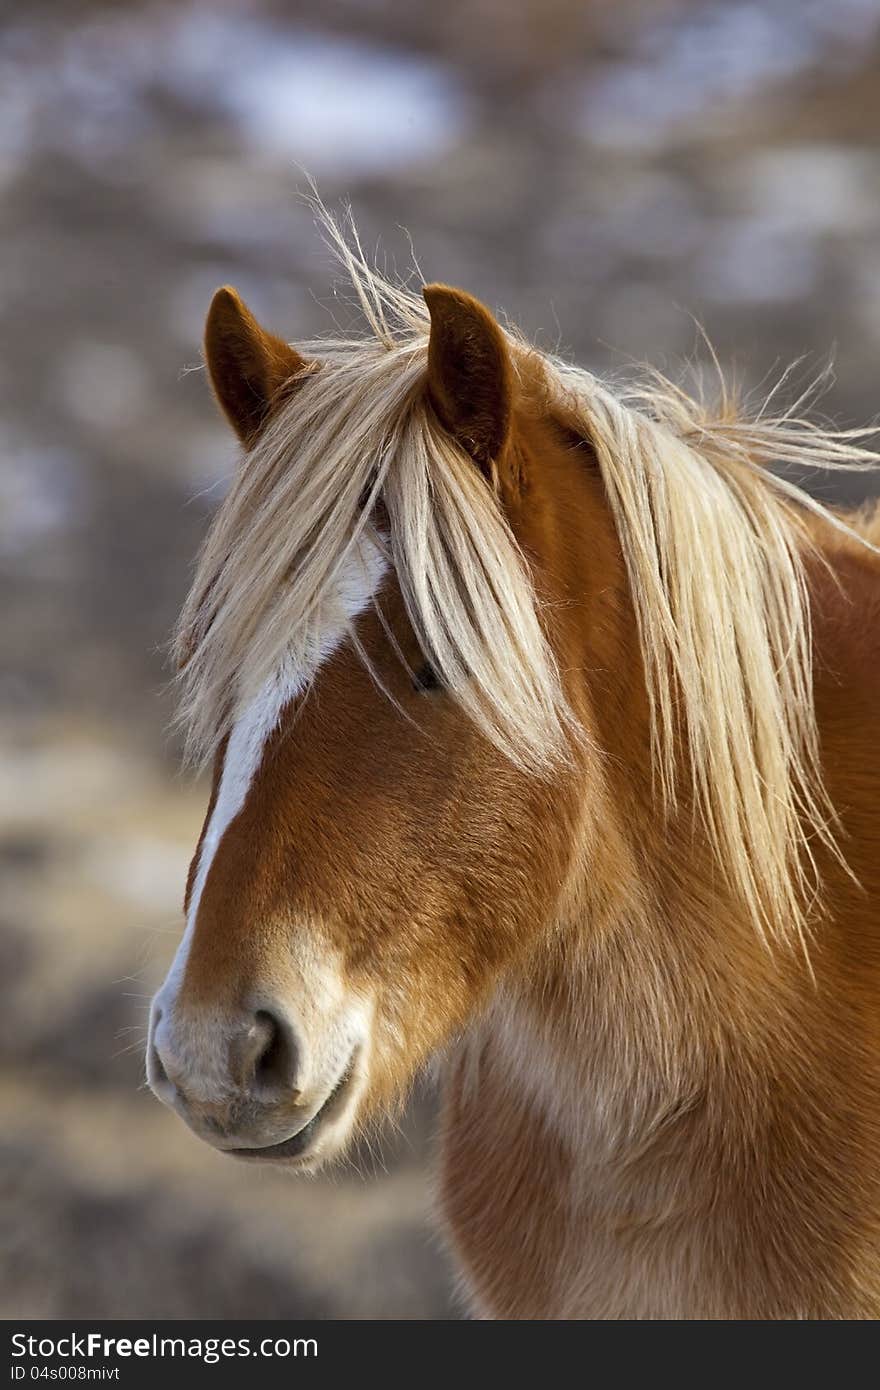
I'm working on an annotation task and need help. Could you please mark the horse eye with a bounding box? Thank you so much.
[413,663,442,693]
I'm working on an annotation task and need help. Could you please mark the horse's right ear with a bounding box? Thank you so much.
[204,287,309,448]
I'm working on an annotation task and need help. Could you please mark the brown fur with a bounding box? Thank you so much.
[174,285,880,1318]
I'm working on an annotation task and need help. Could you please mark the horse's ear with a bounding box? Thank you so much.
[423,284,513,476]
[204,287,309,448]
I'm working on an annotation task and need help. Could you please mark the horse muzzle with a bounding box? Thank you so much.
[146,993,368,1166]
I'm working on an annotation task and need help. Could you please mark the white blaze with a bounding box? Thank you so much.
[154,538,388,1012]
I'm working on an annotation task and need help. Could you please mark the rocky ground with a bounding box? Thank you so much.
[3,0,880,1319]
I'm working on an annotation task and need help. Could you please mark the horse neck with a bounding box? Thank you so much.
[485,439,825,1152]
[476,792,821,1169]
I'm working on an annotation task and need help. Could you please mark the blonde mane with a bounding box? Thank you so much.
[176,206,880,950]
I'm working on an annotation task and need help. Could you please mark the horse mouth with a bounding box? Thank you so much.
[227,1050,359,1163]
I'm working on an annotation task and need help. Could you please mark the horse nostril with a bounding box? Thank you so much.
[234,1009,299,1097]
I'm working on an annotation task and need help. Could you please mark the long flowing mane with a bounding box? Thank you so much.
[175,205,879,951]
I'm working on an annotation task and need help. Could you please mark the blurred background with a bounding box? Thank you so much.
[3,0,880,1320]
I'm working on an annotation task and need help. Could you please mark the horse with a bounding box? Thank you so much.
[146,213,880,1319]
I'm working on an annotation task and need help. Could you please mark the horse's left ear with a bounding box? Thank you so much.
[204,287,309,448]
[423,284,513,479]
